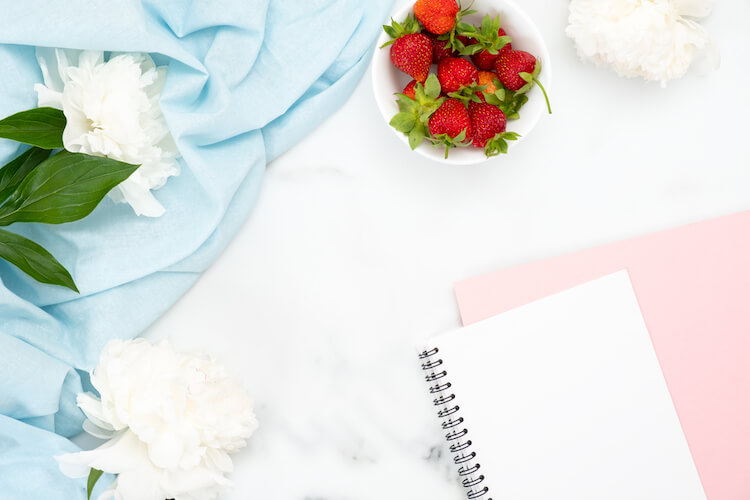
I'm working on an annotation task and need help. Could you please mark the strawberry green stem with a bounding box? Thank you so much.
[533,77,551,114]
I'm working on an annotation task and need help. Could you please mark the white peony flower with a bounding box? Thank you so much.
[34,49,180,217]
[566,0,719,87]
[56,339,258,500]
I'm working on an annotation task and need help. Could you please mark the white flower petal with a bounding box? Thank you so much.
[54,49,77,84]
[77,393,114,430]
[96,487,121,500]
[34,83,63,109]
[675,0,714,18]
[54,453,92,479]
[110,181,166,217]
[60,339,257,500]
[35,47,67,92]
[34,49,180,217]
[115,467,167,500]
[566,0,718,86]
[83,419,116,440]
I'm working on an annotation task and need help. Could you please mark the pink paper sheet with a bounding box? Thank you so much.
[454,211,750,500]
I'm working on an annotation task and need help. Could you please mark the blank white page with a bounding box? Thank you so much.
[430,271,706,500]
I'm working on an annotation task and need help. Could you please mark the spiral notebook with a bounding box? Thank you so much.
[419,271,706,500]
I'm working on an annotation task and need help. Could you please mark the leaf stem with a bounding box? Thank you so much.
[533,77,552,114]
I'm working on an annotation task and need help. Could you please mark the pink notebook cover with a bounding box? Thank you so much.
[454,211,750,500]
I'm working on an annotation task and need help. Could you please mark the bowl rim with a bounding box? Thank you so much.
[371,0,552,166]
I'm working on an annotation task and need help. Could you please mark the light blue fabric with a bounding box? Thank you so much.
[0,0,393,497]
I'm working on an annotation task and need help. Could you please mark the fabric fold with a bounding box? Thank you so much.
[0,0,393,497]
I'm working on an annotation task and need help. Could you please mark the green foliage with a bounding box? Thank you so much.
[449,83,488,104]
[428,128,472,159]
[483,78,529,120]
[457,14,511,55]
[0,147,50,203]
[389,74,445,150]
[484,131,520,157]
[381,14,422,47]
[0,108,141,291]
[0,151,138,226]
[0,107,65,149]
[87,468,104,500]
[0,228,77,291]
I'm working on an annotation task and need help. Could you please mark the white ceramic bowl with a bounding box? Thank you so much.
[371,0,551,165]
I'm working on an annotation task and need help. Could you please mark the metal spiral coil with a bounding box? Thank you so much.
[419,347,491,500]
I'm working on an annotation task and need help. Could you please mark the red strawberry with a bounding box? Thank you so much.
[390,33,432,83]
[437,57,478,93]
[382,16,433,83]
[471,49,500,71]
[414,0,459,35]
[429,99,471,138]
[468,101,519,156]
[468,101,506,148]
[494,49,534,91]
[428,98,472,158]
[429,35,453,63]
[403,80,418,100]
[494,49,551,113]
[429,35,452,63]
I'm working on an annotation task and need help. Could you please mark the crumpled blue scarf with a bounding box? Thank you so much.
[0,0,392,497]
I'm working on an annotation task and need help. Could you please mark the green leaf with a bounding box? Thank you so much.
[0,107,65,149]
[383,24,397,39]
[0,151,139,226]
[517,81,534,94]
[424,74,441,99]
[87,468,104,500]
[408,124,425,150]
[457,22,476,33]
[390,112,417,134]
[484,93,501,106]
[484,131,520,157]
[380,14,421,47]
[533,59,542,78]
[0,147,51,204]
[395,93,418,113]
[481,14,492,34]
[414,83,427,103]
[419,110,434,123]
[492,16,501,33]
[495,88,506,101]
[519,72,533,83]
[0,228,77,292]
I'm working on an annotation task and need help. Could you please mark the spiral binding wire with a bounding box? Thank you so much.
[419,347,491,500]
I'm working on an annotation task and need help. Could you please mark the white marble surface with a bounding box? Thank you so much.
[142,0,750,498]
